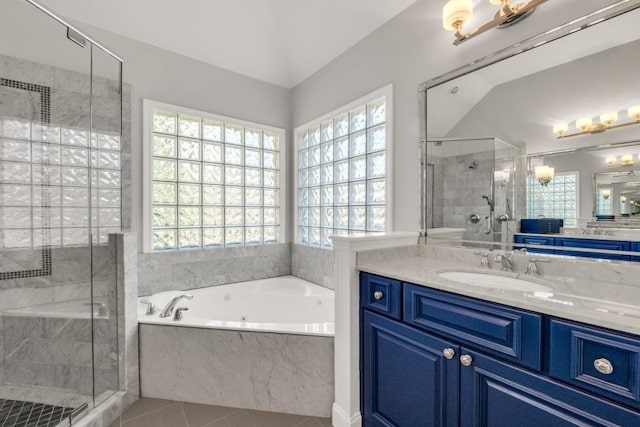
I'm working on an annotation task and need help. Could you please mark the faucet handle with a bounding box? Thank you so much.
[473,252,491,269]
[173,307,189,321]
[525,257,550,275]
[140,299,155,315]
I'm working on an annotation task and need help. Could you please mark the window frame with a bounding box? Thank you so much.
[142,99,286,253]
[293,84,394,247]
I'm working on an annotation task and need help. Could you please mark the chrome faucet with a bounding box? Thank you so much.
[159,294,193,318]
[494,252,513,272]
[525,258,550,275]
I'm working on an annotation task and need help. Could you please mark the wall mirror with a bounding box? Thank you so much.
[420,1,640,261]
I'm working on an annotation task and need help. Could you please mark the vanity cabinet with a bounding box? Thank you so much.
[514,234,633,260]
[360,272,640,426]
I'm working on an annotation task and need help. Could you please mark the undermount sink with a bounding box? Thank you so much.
[437,271,553,293]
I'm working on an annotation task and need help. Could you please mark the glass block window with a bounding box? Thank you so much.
[0,117,121,248]
[596,188,613,215]
[526,172,578,228]
[144,101,283,251]
[295,86,392,248]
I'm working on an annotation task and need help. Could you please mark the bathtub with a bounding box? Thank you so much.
[138,275,335,417]
[137,275,334,336]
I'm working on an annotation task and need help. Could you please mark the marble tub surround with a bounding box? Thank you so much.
[291,244,334,289]
[137,243,291,296]
[139,324,334,417]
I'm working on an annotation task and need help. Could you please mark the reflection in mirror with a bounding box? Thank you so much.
[421,2,640,260]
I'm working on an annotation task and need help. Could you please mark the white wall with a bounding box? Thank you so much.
[291,0,620,233]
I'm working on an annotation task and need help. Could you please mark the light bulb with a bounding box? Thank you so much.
[621,155,634,167]
[605,157,617,167]
[443,0,473,31]
[600,112,618,126]
[629,106,640,121]
[553,123,568,136]
[576,118,592,131]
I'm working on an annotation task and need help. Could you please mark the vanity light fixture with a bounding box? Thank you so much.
[601,189,611,200]
[606,157,617,167]
[442,0,549,46]
[553,106,640,139]
[621,196,627,203]
[534,165,554,187]
[621,154,634,167]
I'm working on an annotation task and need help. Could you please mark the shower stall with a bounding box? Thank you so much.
[0,0,123,425]
[422,137,524,247]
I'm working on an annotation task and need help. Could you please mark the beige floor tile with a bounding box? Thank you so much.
[205,410,254,427]
[244,408,308,427]
[121,403,187,427]
[181,402,237,427]
[121,397,176,422]
[295,417,332,427]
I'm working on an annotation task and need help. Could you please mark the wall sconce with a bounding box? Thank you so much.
[621,196,627,203]
[534,165,554,187]
[553,105,640,139]
[442,0,548,46]
[601,189,611,200]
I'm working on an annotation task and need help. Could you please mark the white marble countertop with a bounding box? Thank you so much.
[515,232,640,242]
[358,256,640,336]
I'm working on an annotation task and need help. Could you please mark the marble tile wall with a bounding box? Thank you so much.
[139,324,334,418]
[137,243,291,296]
[291,244,334,289]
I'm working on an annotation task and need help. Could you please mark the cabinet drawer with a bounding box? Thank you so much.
[361,273,401,319]
[554,237,631,261]
[404,284,542,370]
[549,319,640,410]
[514,235,555,254]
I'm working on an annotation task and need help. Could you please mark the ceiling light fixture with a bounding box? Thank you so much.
[553,105,640,139]
[442,0,548,46]
[601,189,611,200]
[534,165,554,187]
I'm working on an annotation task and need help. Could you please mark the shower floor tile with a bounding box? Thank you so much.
[0,398,75,427]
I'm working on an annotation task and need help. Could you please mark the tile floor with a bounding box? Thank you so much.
[108,398,332,427]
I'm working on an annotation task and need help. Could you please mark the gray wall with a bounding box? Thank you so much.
[290,0,619,234]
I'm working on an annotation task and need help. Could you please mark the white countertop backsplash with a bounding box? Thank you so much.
[357,245,640,336]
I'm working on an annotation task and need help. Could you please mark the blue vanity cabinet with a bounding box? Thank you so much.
[554,237,631,261]
[631,242,640,261]
[360,272,640,426]
[362,310,460,427]
[459,349,640,426]
[514,234,555,254]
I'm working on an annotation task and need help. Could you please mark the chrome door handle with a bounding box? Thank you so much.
[594,358,614,375]
[443,348,455,360]
[373,291,384,300]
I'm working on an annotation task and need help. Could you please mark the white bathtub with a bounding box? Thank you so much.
[138,275,335,416]
[137,275,334,336]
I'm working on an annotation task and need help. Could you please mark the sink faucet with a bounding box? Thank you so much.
[473,251,491,269]
[494,252,513,272]
[159,294,193,318]
[525,258,550,275]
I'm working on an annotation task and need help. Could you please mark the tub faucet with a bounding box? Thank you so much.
[494,252,513,272]
[159,294,193,318]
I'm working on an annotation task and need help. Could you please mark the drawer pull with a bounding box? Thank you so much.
[594,358,614,375]
[460,354,473,367]
[373,291,384,300]
[443,348,455,360]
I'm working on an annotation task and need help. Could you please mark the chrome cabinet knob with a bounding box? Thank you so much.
[373,291,384,300]
[460,354,473,367]
[594,358,614,375]
[443,348,455,360]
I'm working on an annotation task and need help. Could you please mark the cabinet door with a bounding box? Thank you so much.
[459,349,640,427]
[554,237,630,260]
[362,310,459,427]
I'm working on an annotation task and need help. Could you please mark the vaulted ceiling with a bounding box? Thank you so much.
[38,0,417,88]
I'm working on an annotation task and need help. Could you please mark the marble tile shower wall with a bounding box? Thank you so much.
[291,244,334,289]
[0,54,132,389]
[137,244,291,296]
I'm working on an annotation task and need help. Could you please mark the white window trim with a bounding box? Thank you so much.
[292,84,394,247]
[142,99,286,253]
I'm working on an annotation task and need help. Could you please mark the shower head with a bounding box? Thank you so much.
[469,161,478,169]
[482,194,494,210]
